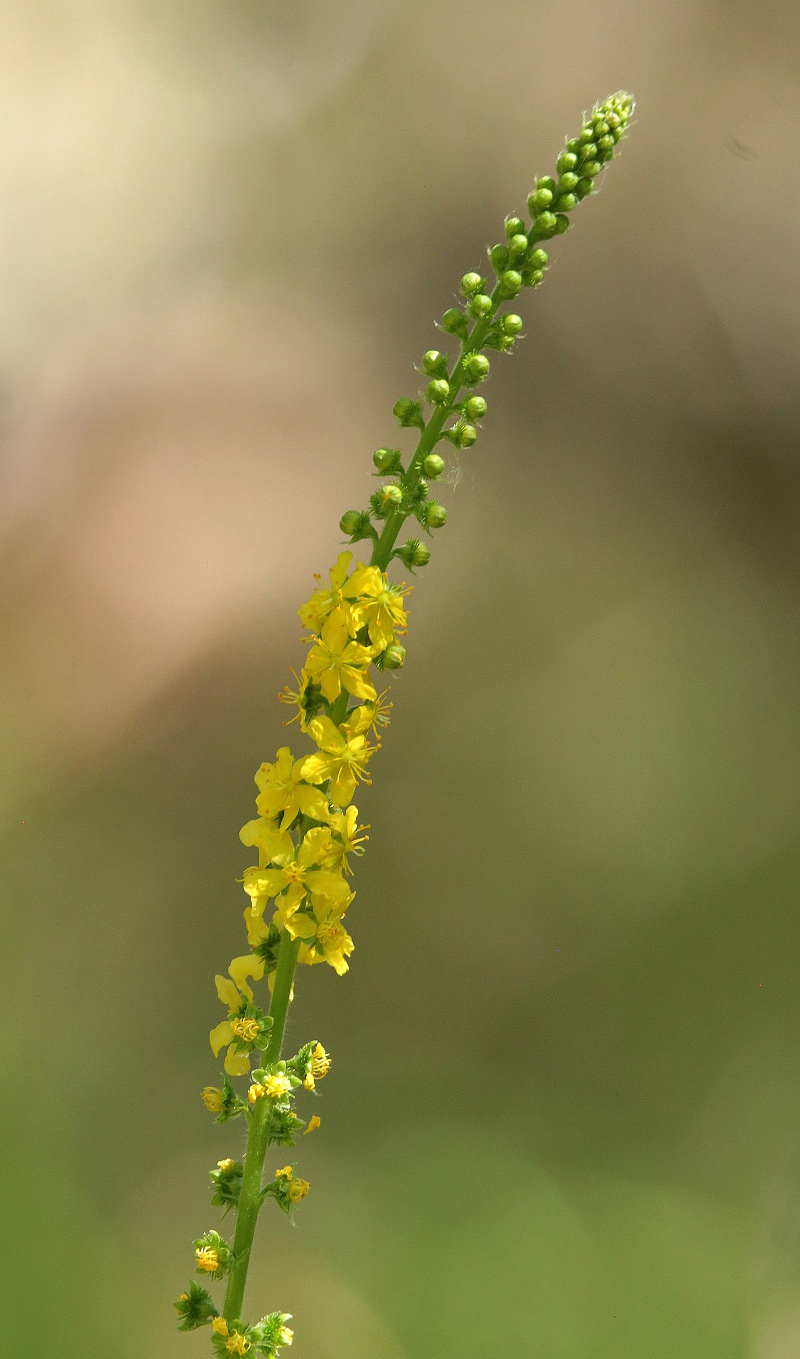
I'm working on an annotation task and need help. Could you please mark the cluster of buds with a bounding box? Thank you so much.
[339,91,635,579]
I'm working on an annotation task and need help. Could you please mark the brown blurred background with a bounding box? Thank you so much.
[2,2,800,1356]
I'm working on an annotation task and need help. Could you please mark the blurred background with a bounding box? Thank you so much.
[2,1,800,1355]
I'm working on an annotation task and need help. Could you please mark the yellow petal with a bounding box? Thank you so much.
[306,715,346,752]
[295,783,330,822]
[224,1047,251,1077]
[243,866,286,897]
[209,1020,233,1057]
[228,953,265,1001]
[215,975,241,1010]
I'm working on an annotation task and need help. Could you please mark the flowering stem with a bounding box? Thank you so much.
[222,930,300,1325]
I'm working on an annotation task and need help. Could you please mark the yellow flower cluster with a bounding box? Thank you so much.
[210,552,409,1064]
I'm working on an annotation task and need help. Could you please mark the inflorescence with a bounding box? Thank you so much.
[176,91,635,1353]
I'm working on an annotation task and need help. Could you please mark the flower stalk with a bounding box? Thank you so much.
[175,92,635,1356]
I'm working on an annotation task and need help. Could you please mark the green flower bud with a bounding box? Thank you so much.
[441,307,469,339]
[529,248,548,269]
[464,395,487,420]
[597,134,615,153]
[579,127,595,144]
[500,270,522,297]
[393,397,425,429]
[469,293,494,318]
[537,175,556,192]
[426,378,450,405]
[504,215,526,239]
[557,172,579,193]
[460,271,484,297]
[423,452,445,479]
[501,313,523,336]
[489,243,509,273]
[521,267,545,287]
[422,349,448,376]
[532,212,557,237]
[594,120,610,137]
[583,160,602,178]
[373,447,403,474]
[554,193,577,212]
[565,137,581,153]
[425,503,447,529]
[579,142,598,161]
[508,233,529,261]
[463,352,490,384]
[553,214,570,234]
[339,510,363,535]
[576,177,594,199]
[528,187,553,214]
[556,150,578,173]
[444,419,477,448]
[381,484,403,509]
[382,642,407,667]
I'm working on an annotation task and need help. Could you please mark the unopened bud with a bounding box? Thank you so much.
[500,270,522,297]
[464,395,487,420]
[426,378,450,405]
[501,314,523,336]
[489,243,509,273]
[532,212,557,237]
[382,642,407,668]
[373,447,402,474]
[426,503,447,529]
[339,510,365,536]
[504,215,526,239]
[508,233,529,261]
[464,353,490,384]
[423,452,445,479]
[528,187,553,214]
[556,150,578,173]
[441,307,469,338]
[460,271,484,297]
[469,293,493,319]
[422,349,448,376]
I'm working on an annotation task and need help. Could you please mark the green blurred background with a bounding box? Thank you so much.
[2,2,800,1355]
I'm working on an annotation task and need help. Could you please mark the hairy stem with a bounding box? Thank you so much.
[223,929,300,1323]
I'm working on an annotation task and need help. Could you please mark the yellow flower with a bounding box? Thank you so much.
[288,1177,310,1202]
[304,612,376,704]
[225,1332,251,1355]
[298,551,382,636]
[202,1086,222,1113]
[251,749,330,830]
[278,667,317,730]
[248,1082,266,1105]
[278,1325,294,1347]
[196,1247,219,1273]
[304,1115,322,1135]
[243,826,350,930]
[209,966,266,1077]
[317,919,355,975]
[301,710,377,808]
[212,1317,230,1337]
[264,1072,292,1101]
[349,568,410,650]
[275,1165,293,1179]
[324,805,369,875]
[217,1158,235,1172]
[177,1293,189,1302]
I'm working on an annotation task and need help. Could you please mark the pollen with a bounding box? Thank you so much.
[195,1247,219,1273]
[230,1017,260,1043]
[212,1317,230,1336]
[225,1333,251,1355]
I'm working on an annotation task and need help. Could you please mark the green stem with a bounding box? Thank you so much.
[223,929,300,1324]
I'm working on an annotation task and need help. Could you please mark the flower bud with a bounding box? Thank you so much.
[380,484,403,510]
[425,503,447,529]
[463,353,490,384]
[556,150,578,173]
[441,307,469,339]
[382,642,407,668]
[393,397,425,428]
[553,214,570,234]
[464,395,487,420]
[373,447,402,474]
[529,248,548,269]
[426,378,450,405]
[554,192,577,212]
[422,349,448,376]
[499,270,522,297]
[508,233,529,261]
[488,243,509,273]
[532,212,557,237]
[339,510,365,536]
[579,142,598,161]
[504,215,526,239]
[583,160,602,177]
[557,172,579,193]
[469,293,493,319]
[501,313,523,336]
[577,177,594,197]
[597,134,615,153]
[423,452,445,478]
[460,271,484,297]
[445,420,477,448]
[579,127,595,143]
[537,175,556,193]
[528,187,553,214]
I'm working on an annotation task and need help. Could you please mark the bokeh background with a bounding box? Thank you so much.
[2,2,800,1356]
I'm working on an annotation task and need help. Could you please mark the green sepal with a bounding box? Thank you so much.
[210,1159,244,1212]
[250,1312,294,1355]
[193,1229,234,1280]
[216,1078,248,1125]
[267,1106,305,1147]
[393,397,425,429]
[175,1281,217,1331]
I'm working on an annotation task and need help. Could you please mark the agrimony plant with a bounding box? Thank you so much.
[175,91,635,1356]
